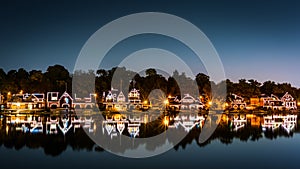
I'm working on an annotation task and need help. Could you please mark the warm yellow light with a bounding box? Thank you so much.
[168,95,171,98]
[6,125,9,134]
[144,115,148,124]
[113,114,121,120]
[163,117,169,126]
[94,93,97,97]
[7,92,11,96]
[143,100,148,104]
[225,103,229,107]
[164,100,169,105]
[208,101,212,105]
[297,102,300,106]
[19,90,23,94]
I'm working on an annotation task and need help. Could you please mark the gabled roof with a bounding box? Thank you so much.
[180,94,199,103]
[228,93,244,101]
[128,88,140,96]
[270,94,280,100]
[281,92,295,101]
[117,91,126,102]
[260,94,281,101]
[59,91,73,101]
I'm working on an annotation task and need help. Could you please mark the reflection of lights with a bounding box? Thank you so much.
[144,115,148,124]
[222,115,228,122]
[225,103,229,107]
[16,102,20,107]
[93,123,97,132]
[6,125,9,135]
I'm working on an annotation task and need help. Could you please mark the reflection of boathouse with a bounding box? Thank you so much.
[168,114,205,132]
[262,114,297,133]
[102,114,148,138]
[231,113,247,131]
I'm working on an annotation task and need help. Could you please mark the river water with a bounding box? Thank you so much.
[0,112,299,169]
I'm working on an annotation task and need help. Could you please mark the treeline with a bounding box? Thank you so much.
[0,64,300,102]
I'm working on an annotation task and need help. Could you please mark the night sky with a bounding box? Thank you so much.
[0,0,299,86]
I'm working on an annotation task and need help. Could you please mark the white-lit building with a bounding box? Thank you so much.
[180,94,204,110]
[260,94,284,110]
[73,93,97,109]
[229,94,247,110]
[7,93,45,110]
[281,92,297,110]
[58,91,74,108]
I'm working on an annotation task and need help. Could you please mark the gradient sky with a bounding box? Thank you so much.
[0,0,299,86]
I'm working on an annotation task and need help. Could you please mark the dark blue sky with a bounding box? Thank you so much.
[0,0,299,86]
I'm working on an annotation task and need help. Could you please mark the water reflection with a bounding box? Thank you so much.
[0,112,299,156]
[168,114,205,132]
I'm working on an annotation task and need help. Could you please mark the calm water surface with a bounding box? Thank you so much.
[0,112,299,169]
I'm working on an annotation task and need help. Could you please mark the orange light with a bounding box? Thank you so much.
[163,117,169,126]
